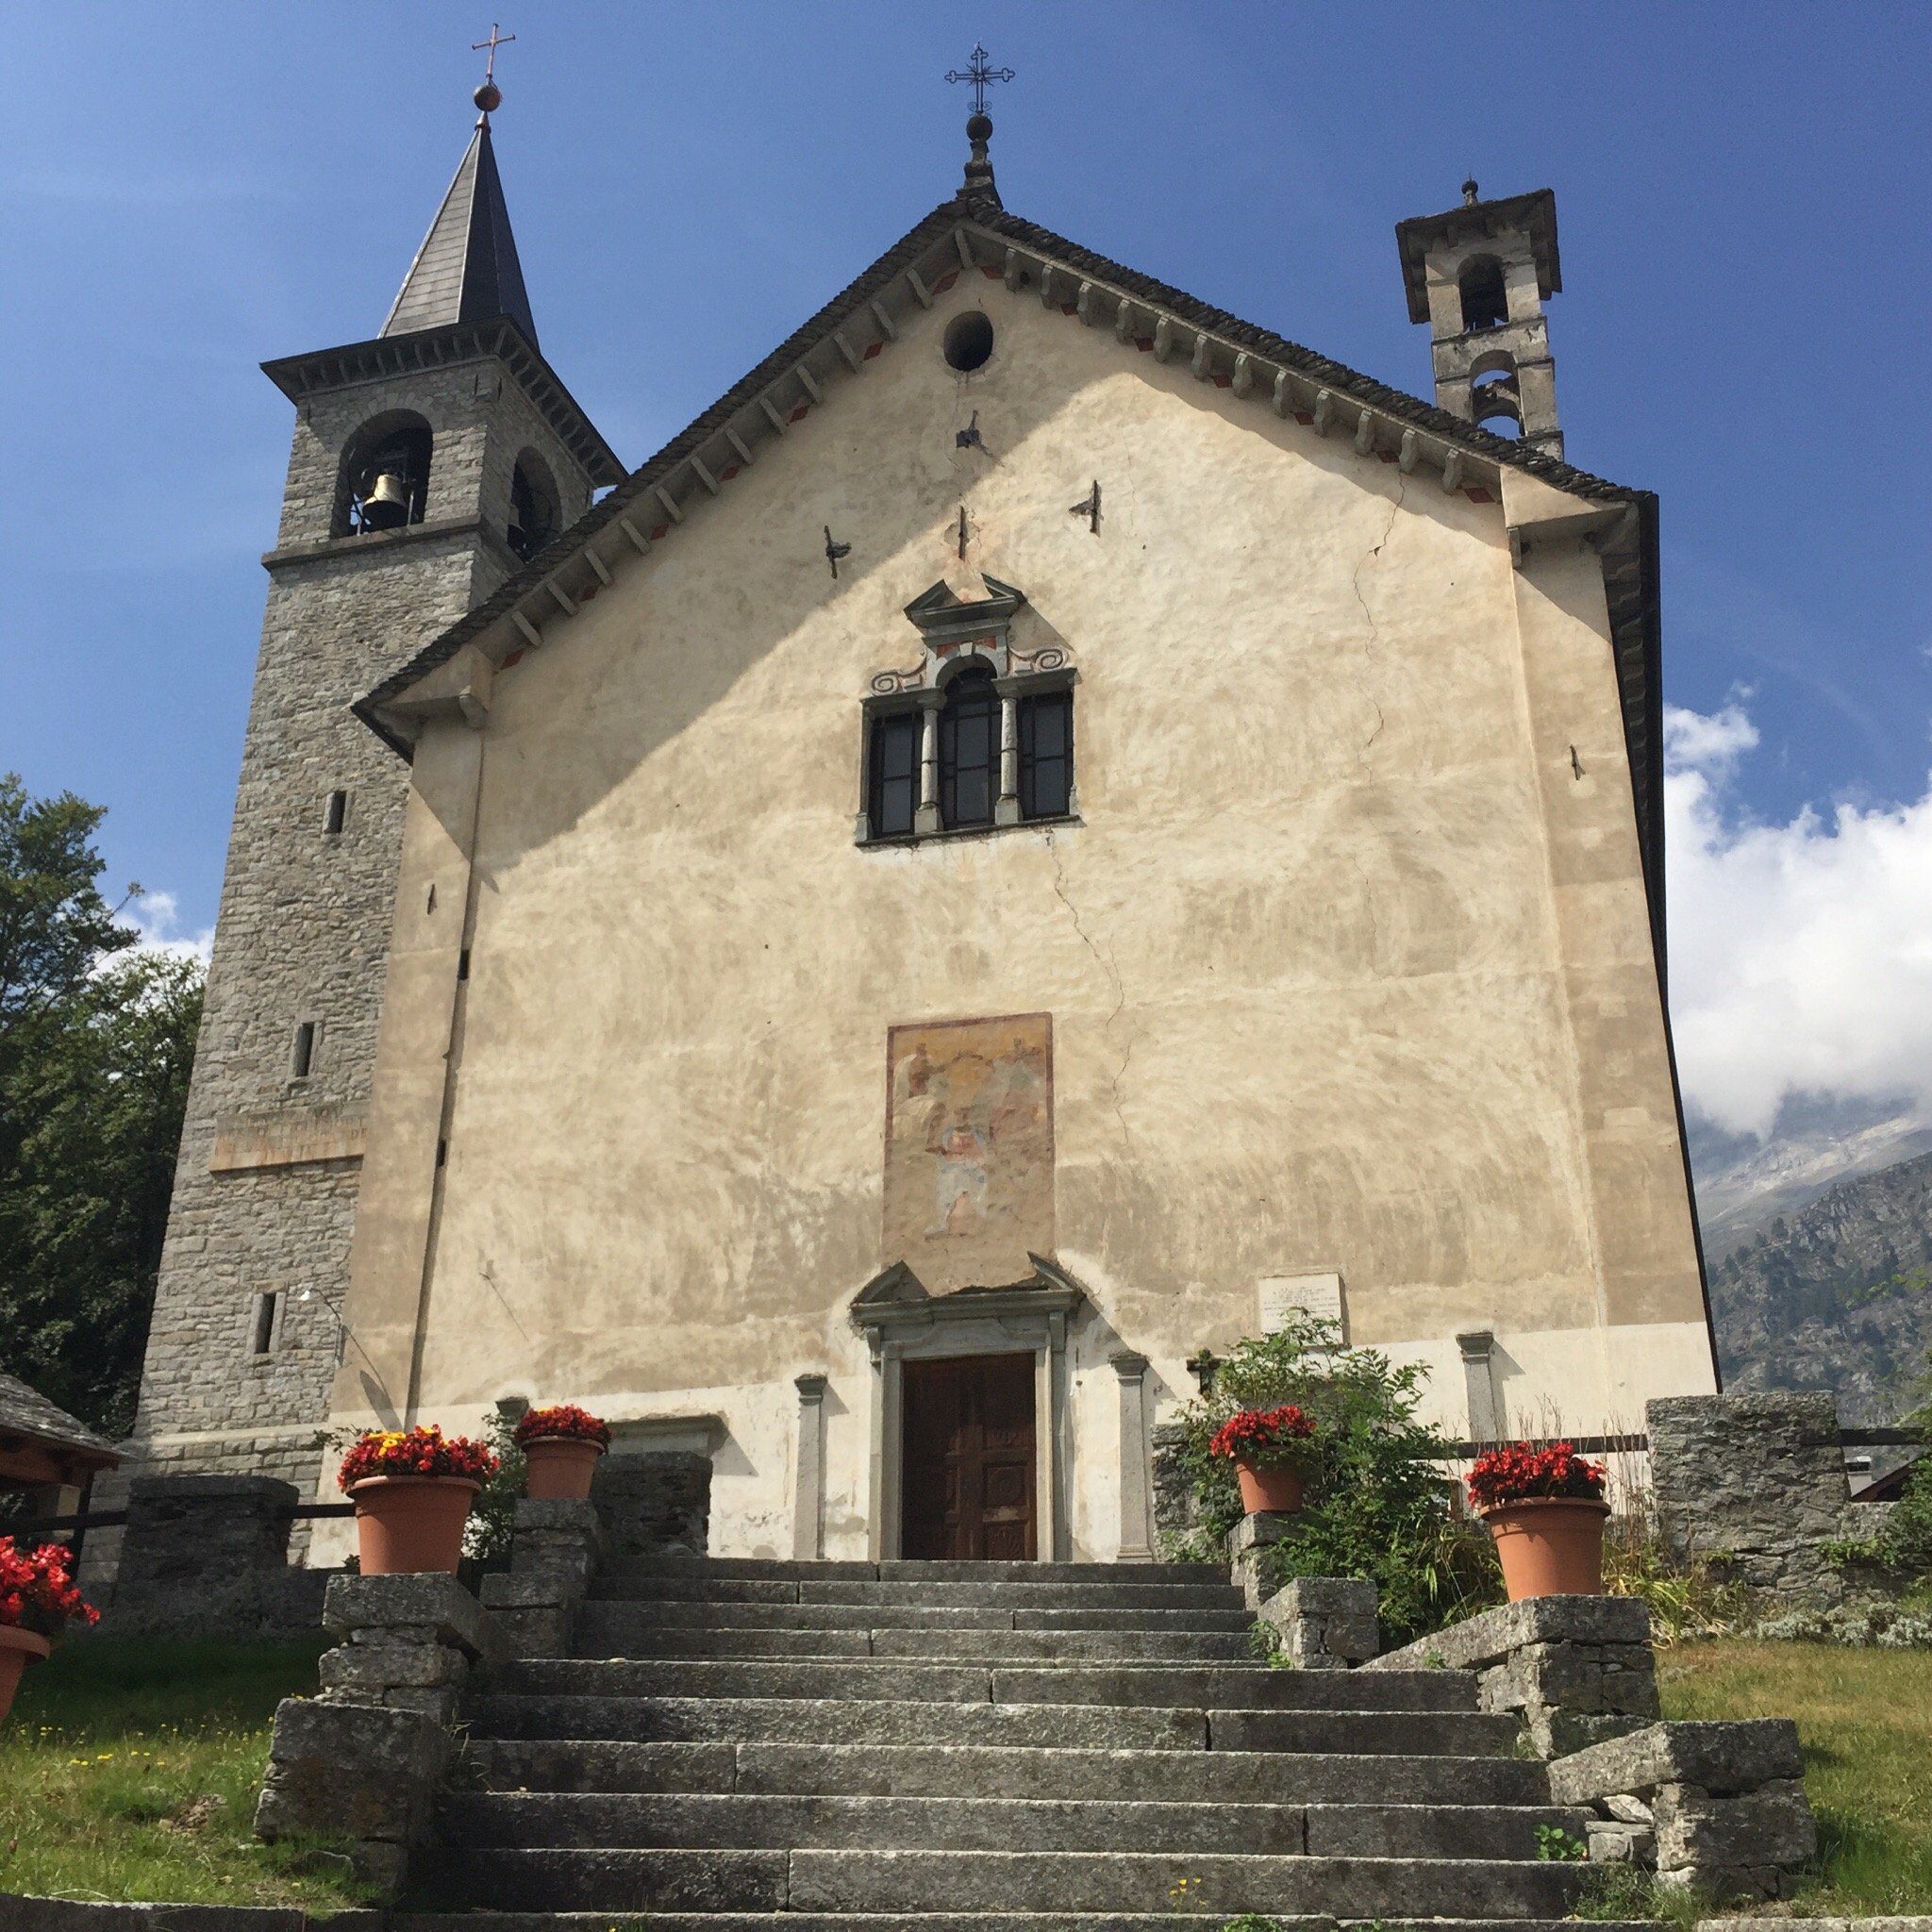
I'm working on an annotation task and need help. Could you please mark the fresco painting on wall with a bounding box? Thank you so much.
[884,1014,1055,1293]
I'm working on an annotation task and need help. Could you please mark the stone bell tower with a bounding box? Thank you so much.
[116,81,621,1518]
[1395,180,1564,458]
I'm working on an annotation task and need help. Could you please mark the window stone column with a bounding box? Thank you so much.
[914,692,942,836]
[994,679,1022,825]
[792,1373,828,1560]
[1110,1350,1155,1562]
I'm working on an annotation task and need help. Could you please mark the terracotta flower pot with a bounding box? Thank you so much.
[1481,1495,1610,1599]
[349,1475,479,1575]
[522,1437,605,1501]
[1234,1457,1305,1516]
[0,1625,52,1725]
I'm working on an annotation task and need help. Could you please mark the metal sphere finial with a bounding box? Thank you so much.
[1462,176,1480,205]
[471,23,515,122]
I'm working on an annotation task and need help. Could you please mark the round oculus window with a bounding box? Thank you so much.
[943,310,995,372]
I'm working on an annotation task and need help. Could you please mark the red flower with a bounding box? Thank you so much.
[1466,1441,1606,1508]
[1208,1405,1319,1467]
[513,1404,611,1449]
[0,1538,100,1634]
[338,1425,501,1491]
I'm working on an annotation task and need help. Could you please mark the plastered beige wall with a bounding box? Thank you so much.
[329,277,1712,1558]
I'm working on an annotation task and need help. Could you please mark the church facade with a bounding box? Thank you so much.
[124,99,1716,1564]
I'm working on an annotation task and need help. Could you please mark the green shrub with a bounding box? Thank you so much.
[1164,1313,1502,1646]
[464,1407,527,1565]
[1824,1455,1932,1583]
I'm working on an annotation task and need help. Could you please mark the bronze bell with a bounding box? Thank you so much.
[361,470,412,530]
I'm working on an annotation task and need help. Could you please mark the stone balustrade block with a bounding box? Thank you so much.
[322,1572,503,1661]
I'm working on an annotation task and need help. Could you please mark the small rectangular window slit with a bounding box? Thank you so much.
[436,1138,448,1168]
[291,1022,316,1080]
[458,949,471,981]
[250,1291,277,1357]
[323,790,347,835]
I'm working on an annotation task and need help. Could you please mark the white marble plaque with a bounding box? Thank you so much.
[1258,1272,1345,1340]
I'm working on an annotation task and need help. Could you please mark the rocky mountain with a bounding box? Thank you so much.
[1707,1148,1932,1423]
[1689,1097,1932,1259]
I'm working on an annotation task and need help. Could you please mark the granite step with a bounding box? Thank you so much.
[576,1599,1257,1634]
[567,1624,1257,1662]
[439,1790,1590,1858]
[413,1846,1590,1917]
[501,1658,1475,1712]
[465,1739,1554,1807]
[592,1576,1246,1611]
[463,1693,1522,1755]
[391,1918,1657,1932]
[392,1916,1341,1931]
[600,1558,1226,1586]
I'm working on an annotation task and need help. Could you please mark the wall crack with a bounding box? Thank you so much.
[1348,477,1405,768]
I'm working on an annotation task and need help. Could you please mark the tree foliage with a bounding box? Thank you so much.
[0,776,203,1440]
[1165,1311,1502,1646]
[1825,1353,1932,1588]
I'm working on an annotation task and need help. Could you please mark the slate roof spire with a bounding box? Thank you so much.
[381,109,539,347]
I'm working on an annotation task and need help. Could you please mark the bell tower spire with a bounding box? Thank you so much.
[120,54,620,1532]
[382,32,537,344]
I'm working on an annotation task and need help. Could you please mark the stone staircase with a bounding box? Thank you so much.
[404,1556,1639,1928]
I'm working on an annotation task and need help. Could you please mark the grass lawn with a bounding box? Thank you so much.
[1660,1639,1932,1915]
[0,1634,373,1913]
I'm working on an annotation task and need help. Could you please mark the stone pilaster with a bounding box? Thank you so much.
[792,1374,828,1559]
[1109,1351,1153,1561]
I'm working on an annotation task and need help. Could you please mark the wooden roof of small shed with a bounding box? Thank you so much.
[0,1373,118,1466]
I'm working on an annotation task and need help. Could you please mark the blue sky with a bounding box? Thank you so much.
[3,4,1930,1141]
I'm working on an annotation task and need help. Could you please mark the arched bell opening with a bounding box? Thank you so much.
[507,449,559,563]
[1470,362,1523,438]
[335,413,433,538]
[1457,255,1509,334]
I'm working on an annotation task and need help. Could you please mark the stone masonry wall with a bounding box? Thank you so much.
[112,347,602,1548]
[1647,1391,1850,1604]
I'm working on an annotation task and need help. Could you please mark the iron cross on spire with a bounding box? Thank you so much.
[473,22,516,86]
[946,42,1014,117]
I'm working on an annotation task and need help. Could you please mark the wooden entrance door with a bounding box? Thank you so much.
[901,1353,1038,1560]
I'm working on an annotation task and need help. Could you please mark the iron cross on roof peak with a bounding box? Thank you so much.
[471,22,515,120]
[946,42,1014,118]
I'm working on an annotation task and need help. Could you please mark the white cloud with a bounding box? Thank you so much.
[1666,702,1932,1140]
[116,891,213,969]
[1662,701,1757,773]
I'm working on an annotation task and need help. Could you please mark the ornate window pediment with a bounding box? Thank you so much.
[858,576,1076,844]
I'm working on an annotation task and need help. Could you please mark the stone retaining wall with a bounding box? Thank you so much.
[92,1475,337,1641]
[1647,1391,1854,1603]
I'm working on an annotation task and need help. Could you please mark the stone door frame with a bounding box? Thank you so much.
[851,1259,1083,1562]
